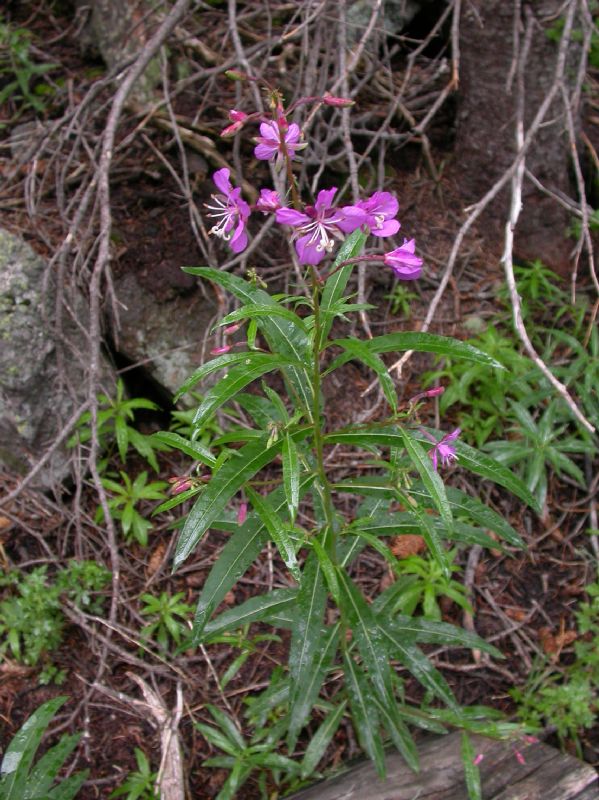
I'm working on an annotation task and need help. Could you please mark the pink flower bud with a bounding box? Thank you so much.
[472,753,484,766]
[168,477,192,495]
[223,323,242,335]
[425,386,445,398]
[408,386,444,404]
[220,109,249,138]
[323,93,355,108]
[514,750,526,766]
[229,109,248,123]
[256,188,281,213]
[211,345,232,355]
[523,735,539,744]
[237,502,248,526]
[220,121,244,138]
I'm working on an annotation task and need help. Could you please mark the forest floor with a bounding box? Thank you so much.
[1,4,598,799]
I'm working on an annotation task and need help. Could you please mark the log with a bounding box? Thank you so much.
[286,731,598,800]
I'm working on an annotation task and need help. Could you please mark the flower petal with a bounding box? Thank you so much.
[295,233,325,265]
[276,207,311,227]
[314,187,337,212]
[212,168,232,196]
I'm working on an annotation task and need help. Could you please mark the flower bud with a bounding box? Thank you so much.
[223,323,242,335]
[237,502,248,525]
[211,344,232,355]
[168,477,192,495]
[225,69,247,81]
[323,93,355,108]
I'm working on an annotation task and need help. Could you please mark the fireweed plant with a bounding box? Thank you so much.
[163,87,540,791]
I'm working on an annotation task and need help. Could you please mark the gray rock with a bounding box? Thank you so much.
[111,269,217,405]
[0,229,114,488]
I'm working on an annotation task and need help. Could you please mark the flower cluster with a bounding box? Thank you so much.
[204,103,423,279]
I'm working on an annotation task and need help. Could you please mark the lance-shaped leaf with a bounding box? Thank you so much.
[192,476,314,639]
[300,701,347,779]
[410,504,451,578]
[343,652,386,778]
[245,486,300,581]
[174,350,274,401]
[282,433,300,522]
[389,615,503,659]
[461,732,483,800]
[319,229,368,347]
[287,547,330,747]
[183,267,313,411]
[367,331,505,369]
[377,623,457,710]
[325,338,397,413]
[413,428,541,513]
[371,693,419,772]
[0,696,88,800]
[310,536,340,604]
[150,431,216,467]
[337,570,395,705]
[203,588,297,640]
[398,427,453,539]
[174,436,283,570]
[445,487,524,548]
[192,354,298,428]
[215,303,309,333]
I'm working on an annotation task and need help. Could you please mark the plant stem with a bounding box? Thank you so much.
[309,266,338,562]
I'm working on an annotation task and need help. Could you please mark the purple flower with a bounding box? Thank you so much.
[276,188,365,265]
[254,120,303,163]
[256,188,281,213]
[384,238,423,280]
[428,428,460,471]
[205,168,250,253]
[355,191,400,237]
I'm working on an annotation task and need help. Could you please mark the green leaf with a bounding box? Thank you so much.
[287,548,329,747]
[337,570,395,705]
[389,616,503,658]
[194,722,239,755]
[326,338,397,413]
[287,623,339,751]
[398,428,453,541]
[46,770,89,799]
[445,487,524,548]
[214,762,252,800]
[23,734,80,800]
[150,431,216,467]
[343,652,386,778]
[183,267,313,411]
[282,433,300,522]
[410,504,451,578]
[300,701,347,779]
[191,477,314,640]
[370,694,419,772]
[245,487,300,581]
[310,537,341,604]
[192,355,297,428]
[461,732,482,800]
[319,228,368,347]
[174,351,272,401]
[453,438,541,513]
[377,623,457,709]
[216,304,309,333]
[0,696,68,799]
[174,435,288,570]
[206,705,246,751]
[366,331,505,369]
[203,589,298,639]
